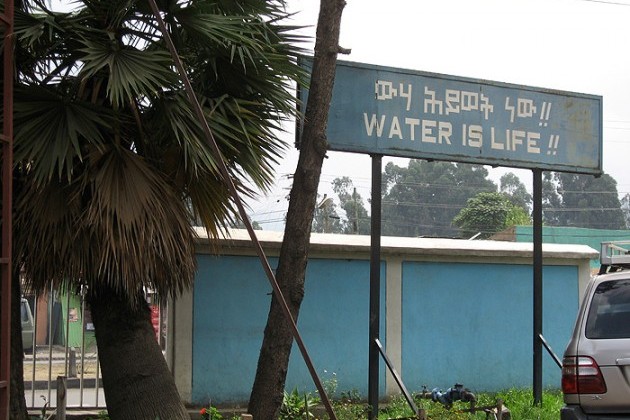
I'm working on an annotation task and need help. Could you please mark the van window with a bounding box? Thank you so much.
[586,279,630,339]
[21,300,31,323]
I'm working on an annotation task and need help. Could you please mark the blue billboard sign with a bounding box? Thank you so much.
[299,60,602,174]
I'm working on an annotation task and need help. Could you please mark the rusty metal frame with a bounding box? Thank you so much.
[0,0,14,418]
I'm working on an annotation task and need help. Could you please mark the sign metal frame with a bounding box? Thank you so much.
[298,59,603,175]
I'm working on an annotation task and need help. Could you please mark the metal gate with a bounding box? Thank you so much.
[22,288,167,411]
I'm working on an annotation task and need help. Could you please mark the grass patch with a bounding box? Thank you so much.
[489,388,563,420]
[376,388,563,420]
[319,388,563,419]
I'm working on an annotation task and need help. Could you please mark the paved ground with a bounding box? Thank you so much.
[25,387,106,409]
[23,345,106,413]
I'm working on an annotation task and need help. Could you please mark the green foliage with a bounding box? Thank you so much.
[621,193,630,228]
[12,0,305,417]
[11,0,305,297]
[543,172,625,229]
[317,387,563,419]
[505,205,532,227]
[271,383,564,420]
[86,411,110,420]
[454,192,529,239]
[332,177,370,234]
[331,389,369,420]
[312,194,343,233]
[378,395,416,419]
[322,371,338,397]
[382,160,496,238]
[199,405,223,420]
[500,172,532,211]
[492,388,564,420]
[312,177,371,235]
[279,388,321,420]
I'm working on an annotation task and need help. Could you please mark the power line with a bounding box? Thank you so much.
[544,207,627,212]
[575,0,630,6]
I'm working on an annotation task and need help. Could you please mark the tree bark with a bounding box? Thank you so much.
[247,0,346,418]
[88,285,188,420]
[10,270,28,420]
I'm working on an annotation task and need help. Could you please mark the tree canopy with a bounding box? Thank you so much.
[310,178,370,235]
[332,176,370,234]
[542,172,626,229]
[500,172,532,211]
[312,193,342,233]
[453,192,531,239]
[381,160,496,238]
[621,193,630,228]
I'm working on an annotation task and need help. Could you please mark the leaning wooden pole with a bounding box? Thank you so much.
[248,0,348,418]
[146,1,338,418]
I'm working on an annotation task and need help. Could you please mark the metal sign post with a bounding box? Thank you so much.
[532,169,543,404]
[368,155,382,419]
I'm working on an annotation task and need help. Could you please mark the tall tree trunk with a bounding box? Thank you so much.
[88,285,188,420]
[248,0,346,418]
[10,269,28,420]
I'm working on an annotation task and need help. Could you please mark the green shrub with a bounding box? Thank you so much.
[279,388,321,420]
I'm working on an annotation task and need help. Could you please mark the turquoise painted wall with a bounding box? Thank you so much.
[192,255,386,405]
[401,262,577,392]
[191,254,579,404]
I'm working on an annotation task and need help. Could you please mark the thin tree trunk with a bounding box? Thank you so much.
[10,269,28,420]
[88,285,188,420]
[248,0,346,418]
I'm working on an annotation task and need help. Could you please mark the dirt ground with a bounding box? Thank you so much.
[23,359,101,382]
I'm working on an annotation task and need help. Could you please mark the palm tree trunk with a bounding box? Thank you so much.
[88,285,188,420]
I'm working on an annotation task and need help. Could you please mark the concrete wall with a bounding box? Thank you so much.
[400,262,577,391]
[172,229,597,406]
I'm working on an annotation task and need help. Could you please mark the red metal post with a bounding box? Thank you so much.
[0,0,14,418]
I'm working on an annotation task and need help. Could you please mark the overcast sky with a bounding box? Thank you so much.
[247,0,630,230]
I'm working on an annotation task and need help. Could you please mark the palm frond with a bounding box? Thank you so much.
[78,40,178,108]
[13,84,112,183]
[15,145,197,299]
[172,6,262,50]
[9,0,309,302]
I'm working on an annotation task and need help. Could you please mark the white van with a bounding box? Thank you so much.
[21,298,34,352]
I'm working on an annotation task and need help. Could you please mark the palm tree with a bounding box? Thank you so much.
[5,0,304,418]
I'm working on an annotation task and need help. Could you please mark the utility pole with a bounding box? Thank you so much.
[353,187,359,234]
